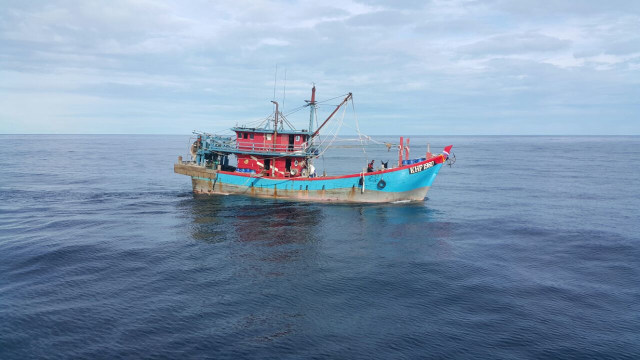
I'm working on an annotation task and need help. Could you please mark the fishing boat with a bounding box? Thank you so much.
[174,86,453,203]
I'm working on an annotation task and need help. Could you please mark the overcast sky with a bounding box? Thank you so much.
[1,0,638,135]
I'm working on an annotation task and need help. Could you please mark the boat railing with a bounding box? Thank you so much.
[229,140,318,154]
[197,138,320,156]
[235,143,308,153]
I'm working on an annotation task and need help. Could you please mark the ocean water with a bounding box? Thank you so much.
[1,135,639,359]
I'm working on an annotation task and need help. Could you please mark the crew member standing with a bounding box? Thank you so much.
[367,160,375,172]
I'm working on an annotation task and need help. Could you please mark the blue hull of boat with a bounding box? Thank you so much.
[188,159,444,202]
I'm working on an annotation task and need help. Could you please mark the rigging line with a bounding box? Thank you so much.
[256,118,269,128]
[314,104,347,158]
[362,136,389,146]
[243,117,270,127]
[336,123,392,147]
[317,103,345,108]
[314,106,318,129]
[282,68,286,111]
[193,128,235,137]
[284,105,306,116]
[281,113,296,129]
[313,113,338,151]
[272,64,278,101]
[322,138,378,143]
[236,113,275,128]
[351,96,367,161]
[316,94,349,104]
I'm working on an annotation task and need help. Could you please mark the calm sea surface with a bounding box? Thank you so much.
[1,135,639,359]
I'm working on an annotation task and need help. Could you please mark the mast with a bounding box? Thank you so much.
[305,86,318,176]
[308,85,316,134]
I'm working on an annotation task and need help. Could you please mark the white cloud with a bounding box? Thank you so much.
[459,33,571,55]
[0,0,638,134]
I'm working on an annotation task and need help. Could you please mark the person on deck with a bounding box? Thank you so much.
[367,160,375,173]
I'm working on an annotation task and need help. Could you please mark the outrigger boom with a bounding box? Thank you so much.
[174,86,452,203]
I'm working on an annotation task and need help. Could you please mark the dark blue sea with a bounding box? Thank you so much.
[1,135,639,359]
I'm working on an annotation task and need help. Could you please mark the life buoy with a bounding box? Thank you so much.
[290,168,298,176]
[377,179,386,189]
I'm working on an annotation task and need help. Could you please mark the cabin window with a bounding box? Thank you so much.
[250,133,254,139]
[266,134,272,140]
[244,133,248,139]
[295,135,300,142]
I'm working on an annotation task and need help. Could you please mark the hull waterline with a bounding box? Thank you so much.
[176,158,445,203]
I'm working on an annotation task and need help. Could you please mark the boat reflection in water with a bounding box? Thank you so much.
[184,195,454,264]
[187,195,323,246]
[178,194,456,345]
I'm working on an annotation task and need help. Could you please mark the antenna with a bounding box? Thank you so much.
[282,68,287,112]
[272,64,278,101]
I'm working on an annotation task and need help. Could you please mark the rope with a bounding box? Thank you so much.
[316,93,350,105]
[314,104,347,158]
[351,96,368,164]
[284,104,306,116]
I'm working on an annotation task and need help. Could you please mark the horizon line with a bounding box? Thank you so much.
[1,133,639,137]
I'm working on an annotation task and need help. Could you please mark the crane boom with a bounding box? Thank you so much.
[311,93,352,138]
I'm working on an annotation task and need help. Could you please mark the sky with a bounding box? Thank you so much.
[0,0,639,135]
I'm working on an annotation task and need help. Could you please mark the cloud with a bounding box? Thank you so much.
[346,10,412,27]
[491,0,640,17]
[459,33,571,55]
[1,1,191,48]
[0,0,638,134]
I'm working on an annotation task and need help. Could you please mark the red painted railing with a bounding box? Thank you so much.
[235,142,309,153]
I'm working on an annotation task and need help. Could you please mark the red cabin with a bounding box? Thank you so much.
[232,127,311,177]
